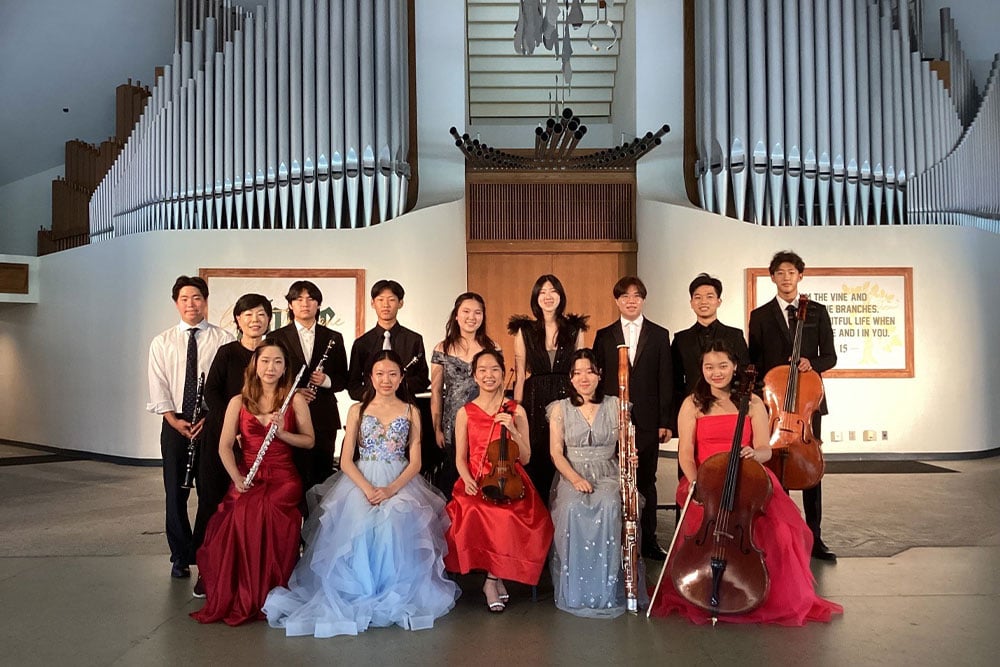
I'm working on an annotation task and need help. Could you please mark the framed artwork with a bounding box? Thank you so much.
[746,267,914,378]
[199,268,366,341]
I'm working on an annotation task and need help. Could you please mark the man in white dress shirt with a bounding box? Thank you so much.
[147,275,233,579]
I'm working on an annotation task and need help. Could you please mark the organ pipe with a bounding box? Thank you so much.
[90,0,412,240]
[691,1,1000,230]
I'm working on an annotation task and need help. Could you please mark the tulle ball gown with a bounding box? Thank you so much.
[264,409,459,637]
[649,414,843,625]
[191,408,303,626]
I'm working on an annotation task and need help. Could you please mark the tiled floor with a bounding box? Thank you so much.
[1,443,998,666]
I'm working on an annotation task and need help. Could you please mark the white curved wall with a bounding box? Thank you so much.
[2,197,997,460]
[637,199,1000,456]
[0,201,467,460]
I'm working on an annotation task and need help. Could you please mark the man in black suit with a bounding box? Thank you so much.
[347,279,430,401]
[267,280,348,492]
[592,276,674,560]
[672,273,749,405]
[748,250,838,561]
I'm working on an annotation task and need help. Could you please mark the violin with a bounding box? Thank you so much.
[669,365,771,619]
[762,294,825,490]
[479,400,526,504]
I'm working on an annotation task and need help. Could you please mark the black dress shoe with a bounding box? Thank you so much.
[642,543,668,561]
[811,541,837,562]
[192,575,206,598]
[171,563,191,578]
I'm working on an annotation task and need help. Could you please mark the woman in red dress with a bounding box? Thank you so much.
[444,350,554,613]
[649,341,842,625]
[191,340,314,625]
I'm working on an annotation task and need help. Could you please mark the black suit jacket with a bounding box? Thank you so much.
[347,323,430,401]
[267,323,348,431]
[672,320,749,395]
[592,319,673,432]
[747,298,837,415]
[671,320,748,428]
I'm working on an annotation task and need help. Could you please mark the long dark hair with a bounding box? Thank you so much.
[691,340,740,413]
[241,340,294,414]
[359,350,412,415]
[529,274,579,348]
[566,348,604,406]
[442,292,498,355]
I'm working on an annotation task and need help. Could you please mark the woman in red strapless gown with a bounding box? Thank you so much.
[444,350,554,612]
[649,342,842,625]
[192,340,315,626]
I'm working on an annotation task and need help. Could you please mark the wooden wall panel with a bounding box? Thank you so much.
[468,242,636,368]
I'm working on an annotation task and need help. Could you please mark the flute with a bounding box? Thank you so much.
[306,338,336,392]
[244,364,306,488]
[617,345,641,613]
[180,373,206,489]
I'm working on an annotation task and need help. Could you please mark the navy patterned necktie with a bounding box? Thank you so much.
[181,328,199,419]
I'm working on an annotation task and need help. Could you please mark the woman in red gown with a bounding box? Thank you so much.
[191,340,315,625]
[649,341,842,625]
[444,350,554,613]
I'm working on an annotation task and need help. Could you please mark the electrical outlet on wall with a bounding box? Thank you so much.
[848,431,857,441]
[830,431,842,442]
[882,431,889,440]
[863,430,876,441]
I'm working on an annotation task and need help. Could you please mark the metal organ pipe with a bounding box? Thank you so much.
[689,0,998,230]
[89,0,413,240]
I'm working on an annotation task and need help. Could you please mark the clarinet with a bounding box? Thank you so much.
[401,352,423,374]
[244,364,307,488]
[180,373,206,489]
[306,338,336,392]
[617,345,641,613]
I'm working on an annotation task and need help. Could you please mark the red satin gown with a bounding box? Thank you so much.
[650,414,843,625]
[444,401,554,585]
[191,408,303,625]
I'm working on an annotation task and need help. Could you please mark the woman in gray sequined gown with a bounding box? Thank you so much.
[547,349,646,618]
[430,292,499,497]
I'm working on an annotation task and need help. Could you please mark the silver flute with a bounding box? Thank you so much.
[244,364,306,487]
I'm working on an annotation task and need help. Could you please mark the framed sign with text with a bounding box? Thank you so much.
[746,267,914,378]
[199,268,366,341]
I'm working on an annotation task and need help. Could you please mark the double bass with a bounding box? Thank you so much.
[667,365,771,621]
[762,294,825,490]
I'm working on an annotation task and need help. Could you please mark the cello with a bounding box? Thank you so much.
[668,365,771,621]
[762,294,825,490]
[479,399,526,504]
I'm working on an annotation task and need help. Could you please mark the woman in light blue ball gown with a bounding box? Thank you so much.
[264,351,459,637]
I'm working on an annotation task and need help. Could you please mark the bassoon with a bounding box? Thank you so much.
[617,345,641,613]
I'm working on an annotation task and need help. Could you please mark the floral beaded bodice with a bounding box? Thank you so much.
[358,410,411,463]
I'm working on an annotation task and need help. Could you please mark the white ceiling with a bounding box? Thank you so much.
[0,1,210,188]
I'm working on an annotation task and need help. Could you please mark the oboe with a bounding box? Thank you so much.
[244,364,306,488]
[306,338,336,392]
[617,345,641,613]
[180,373,206,490]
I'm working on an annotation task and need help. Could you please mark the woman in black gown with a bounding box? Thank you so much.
[507,275,587,501]
[192,293,272,597]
